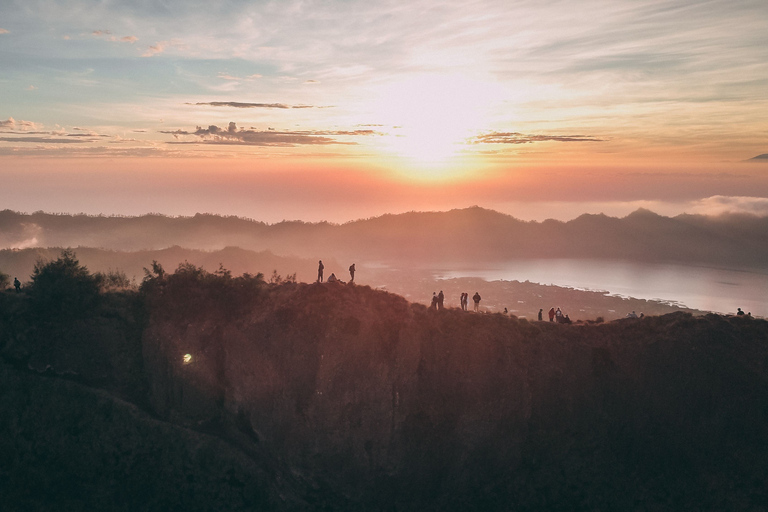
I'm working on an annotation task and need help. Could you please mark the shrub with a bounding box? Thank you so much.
[141,261,266,322]
[97,269,137,291]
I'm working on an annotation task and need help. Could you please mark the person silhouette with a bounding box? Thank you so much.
[13,277,20,292]
[548,308,555,322]
[431,292,438,310]
[437,290,444,310]
[317,260,324,282]
[538,308,543,321]
[349,263,355,282]
[472,292,481,312]
[737,308,745,316]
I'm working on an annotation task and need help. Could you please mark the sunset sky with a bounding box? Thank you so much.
[2,0,767,222]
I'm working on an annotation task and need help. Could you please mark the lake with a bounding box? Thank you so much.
[436,259,768,317]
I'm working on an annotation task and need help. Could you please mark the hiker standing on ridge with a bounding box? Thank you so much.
[472,292,482,312]
[437,290,445,310]
[431,292,438,309]
[13,277,20,292]
[349,263,355,283]
[317,260,324,283]
[538,309,543,321]
[548,308,555,322]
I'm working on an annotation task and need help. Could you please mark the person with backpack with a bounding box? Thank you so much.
[472,292,482,312]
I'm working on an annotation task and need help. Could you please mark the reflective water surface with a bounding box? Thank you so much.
[437,259,768,317]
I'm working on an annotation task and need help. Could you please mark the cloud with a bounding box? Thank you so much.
[67,132,109,138]
[0,118,42,131]
[747,154,768,162]
[215,72,258,81]
[91,30,137,43]
[188,101,319,109]
[142,42,166,57]
[0,28,9,34]
[687,196,768,217]
[0,121,109,142]
[0,136,90,144]
[160,122,377,146]
[470,132,605,144]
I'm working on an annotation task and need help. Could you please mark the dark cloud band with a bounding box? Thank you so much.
[470,132,605,144]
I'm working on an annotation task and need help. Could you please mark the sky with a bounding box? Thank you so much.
[1,0,768,223]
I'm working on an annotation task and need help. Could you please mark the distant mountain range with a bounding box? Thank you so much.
[2,206,768,270]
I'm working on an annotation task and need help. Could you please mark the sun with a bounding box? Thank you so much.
[371,73,502,174]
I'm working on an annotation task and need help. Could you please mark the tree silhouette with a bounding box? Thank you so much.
[29,249,103,320]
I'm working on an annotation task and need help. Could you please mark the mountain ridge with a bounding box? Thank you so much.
[2,206,768,270]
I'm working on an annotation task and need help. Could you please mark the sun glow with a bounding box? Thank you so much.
[371,73,503,174]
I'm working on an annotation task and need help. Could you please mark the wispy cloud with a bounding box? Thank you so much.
[188,101,319,109]
[142,40,184,57]
[469,132,605,144]
[160,122,377,146]
[92,30,137,43]
[0,136,90,144]
[143,43,165,57]
[217,72,261,81]
[689,196,768,217]
[0,28,9,34]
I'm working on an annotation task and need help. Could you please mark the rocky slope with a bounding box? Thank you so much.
[2,273,767,510]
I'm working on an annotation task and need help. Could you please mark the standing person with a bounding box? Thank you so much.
[555,308,563,322]
[461,292,468,311]
[437,290,445,310]
[472,292,482,312]
[431,292,438,309]
[548,308,555,322]
[13,277,20,293]
[317,260,324,283]
[538,309,543,321]
[349,263,356,283]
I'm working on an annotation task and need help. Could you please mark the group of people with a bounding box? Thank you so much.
[317,260,355,284]
[539,307,571,324]
[431,291,482,312]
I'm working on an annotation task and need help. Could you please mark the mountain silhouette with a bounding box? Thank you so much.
[2,207,768,269]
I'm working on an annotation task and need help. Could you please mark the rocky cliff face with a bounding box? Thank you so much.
[3,274,768,510]
[139,280,768,510]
